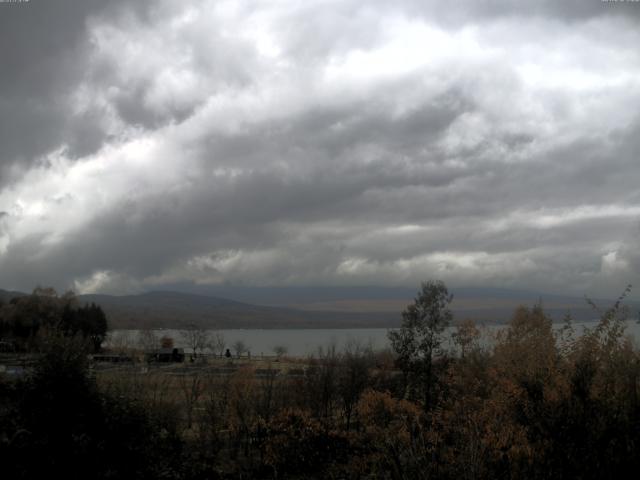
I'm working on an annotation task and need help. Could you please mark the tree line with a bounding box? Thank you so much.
[2,281,640,478]
[0,287,108,352]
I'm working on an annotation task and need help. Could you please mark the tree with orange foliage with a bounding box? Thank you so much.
[264,408,350,478]
[355,389,432,479]
[452,319,481,358]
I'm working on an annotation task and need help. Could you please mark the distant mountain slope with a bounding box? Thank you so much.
[79,288,640,328]
[77,291,396,329]
[132,285,640,324]
[1,287,637,329]
[154,284,419,304]
[0,289,27,303]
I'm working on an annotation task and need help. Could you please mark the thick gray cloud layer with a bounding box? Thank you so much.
[1,0,640,298]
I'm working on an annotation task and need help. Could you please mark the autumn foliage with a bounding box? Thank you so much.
[2,283,640,479]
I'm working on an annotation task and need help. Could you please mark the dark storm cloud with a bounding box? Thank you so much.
[0,0,152,180]
[0,0,639,296]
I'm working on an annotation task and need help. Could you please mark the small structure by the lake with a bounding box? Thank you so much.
[147,347,185,363]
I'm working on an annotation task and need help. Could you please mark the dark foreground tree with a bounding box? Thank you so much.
[388,280,453,408]
[60,302,108,352]
[0,332,183,479]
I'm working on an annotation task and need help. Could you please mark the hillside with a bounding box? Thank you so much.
[101,285,637,326]
[1,287,636,329]
[77,291,394,329]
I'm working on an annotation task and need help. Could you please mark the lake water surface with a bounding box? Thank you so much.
[110,320,640,357]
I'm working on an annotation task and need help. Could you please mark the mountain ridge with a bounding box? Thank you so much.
[2,286,637,329]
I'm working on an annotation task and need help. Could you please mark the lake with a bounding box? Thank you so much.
[110,320,640,357]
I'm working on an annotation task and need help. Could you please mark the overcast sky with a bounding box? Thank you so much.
[1,0,640,298]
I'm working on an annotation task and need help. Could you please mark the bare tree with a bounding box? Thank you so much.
[137,328,158,353]
[200,371,231,455]
[178,369,205,429]
[212,331,226,357]
[257,363,279,424]
[228,366,257,457]
[339,339,372,430]
[232,340,248,359]
[273,345,288,359]
[305,343,339,421]
[106,330,135,355]
[180,324,211,358]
